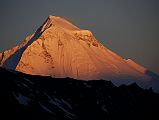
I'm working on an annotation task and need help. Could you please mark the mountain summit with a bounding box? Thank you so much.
[0,16,152,81]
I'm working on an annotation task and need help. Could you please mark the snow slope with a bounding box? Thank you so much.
[1,16,151,81]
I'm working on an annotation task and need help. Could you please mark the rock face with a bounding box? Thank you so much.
[0,16,150,81]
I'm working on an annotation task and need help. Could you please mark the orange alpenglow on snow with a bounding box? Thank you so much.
[0,16,150,81]
[125,59,146,74]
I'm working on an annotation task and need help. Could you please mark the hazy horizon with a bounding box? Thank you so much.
[0,0,159,73]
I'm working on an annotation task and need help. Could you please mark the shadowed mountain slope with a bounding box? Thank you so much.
[1,67,159,120]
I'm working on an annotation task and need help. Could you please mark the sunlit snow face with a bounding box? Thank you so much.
[1,15,158,92]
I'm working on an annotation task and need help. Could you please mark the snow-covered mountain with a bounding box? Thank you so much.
[0,16,156,83]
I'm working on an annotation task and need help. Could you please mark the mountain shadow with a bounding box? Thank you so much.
[145,70,159,92]
[2,16,54,70]
[1,67,159,120]
[145,70,159,80]
[2,29,43,70]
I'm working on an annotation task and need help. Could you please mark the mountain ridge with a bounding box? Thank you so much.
[1,67,158,120]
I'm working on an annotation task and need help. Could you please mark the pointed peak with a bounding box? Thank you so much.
[46,16,93,36]
[42,15,80,31]
[48,15,63,20]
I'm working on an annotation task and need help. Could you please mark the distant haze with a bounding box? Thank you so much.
[0,0,159,73]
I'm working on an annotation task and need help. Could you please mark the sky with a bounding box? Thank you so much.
[0,0,159,73]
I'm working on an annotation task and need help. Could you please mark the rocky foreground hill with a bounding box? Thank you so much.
[1,67,158,120]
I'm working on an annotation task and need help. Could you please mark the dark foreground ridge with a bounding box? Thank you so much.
[0,67,159,120]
